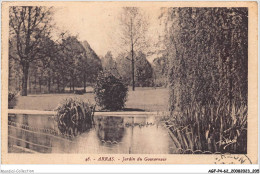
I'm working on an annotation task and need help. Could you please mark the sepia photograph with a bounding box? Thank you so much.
[1,1,258,166]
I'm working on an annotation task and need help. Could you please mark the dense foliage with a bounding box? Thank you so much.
[153,56,169,87]
[94,73,128,111]
[163,8,248,153]
[9,35,102,94]
[116,52,154,87]
[135,52,154,87]
[101,51,120,78]
[55,98,95,136]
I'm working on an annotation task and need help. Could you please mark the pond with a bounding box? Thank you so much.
[8,114,176,154]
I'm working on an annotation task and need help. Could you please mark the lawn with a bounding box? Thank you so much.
[12,87,169,112]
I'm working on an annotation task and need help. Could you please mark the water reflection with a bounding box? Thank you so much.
[8,114,54,153]
[97,117,125,143]
[8,114,176,154]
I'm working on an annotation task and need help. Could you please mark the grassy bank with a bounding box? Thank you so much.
[12,87,168,111]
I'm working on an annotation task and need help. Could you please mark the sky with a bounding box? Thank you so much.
[53,4,163,62]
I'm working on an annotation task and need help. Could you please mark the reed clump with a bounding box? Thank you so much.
[55,98,95,136]
[166,101,247,154]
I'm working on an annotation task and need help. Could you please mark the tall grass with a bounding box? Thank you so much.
[165,101,247,154]
[55,98,95,136]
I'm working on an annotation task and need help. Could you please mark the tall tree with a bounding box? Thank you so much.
[9,6,54,96]
[119,7,148,91]
[60,36,86,92]
[81,40,103,85]
[101,51,119,77]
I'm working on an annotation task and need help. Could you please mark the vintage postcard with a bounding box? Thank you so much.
[1,1,258,165]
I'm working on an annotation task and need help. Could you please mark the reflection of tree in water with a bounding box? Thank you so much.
[96,117,125,143]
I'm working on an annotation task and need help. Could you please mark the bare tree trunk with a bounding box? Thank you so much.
[69,81,72,92]
[34,72,37,93]
[28,74,31,94]
[16,76,19,91]
[57,76,60,92]
[72,77,75,92]
[52,73,55,84]
[153,71,156,89]
[83,73,86,92]
[21,7,32,96]
[39,78,41,93]
[62,76,65,93]
[131,45,135,91]
[21,63,29,96]
[48,71,51,93]
[18,76,21,91]
[39,71,43,94]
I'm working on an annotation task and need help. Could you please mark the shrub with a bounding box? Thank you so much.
[94,72,128,111]
[8,91,17,109]
[55,98,95,136]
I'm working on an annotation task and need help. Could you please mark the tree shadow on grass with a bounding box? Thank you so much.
[25,92,93,97]
[122,108,145,111]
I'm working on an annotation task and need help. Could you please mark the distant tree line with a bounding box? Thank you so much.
[9,34,102,94]
[101,51,168,88]
[116,7,169,89]
[8,6,169,97]
[9,6,102,95]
